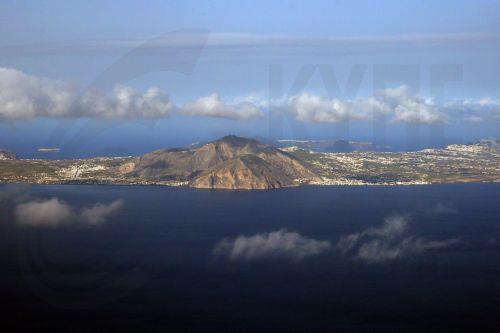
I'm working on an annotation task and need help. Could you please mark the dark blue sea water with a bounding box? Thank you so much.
[0,184,499,332]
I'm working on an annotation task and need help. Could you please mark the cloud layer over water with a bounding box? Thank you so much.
[1,67,498,124]
[213,229,332,261]
[0,68,174,120]
[181,93,263,120]
[337,214,460,263]
[14,197,123,227]
[14,198,73,227]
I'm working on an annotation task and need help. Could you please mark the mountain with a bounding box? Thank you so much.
[119,135,320,189]
[0,150,18,160]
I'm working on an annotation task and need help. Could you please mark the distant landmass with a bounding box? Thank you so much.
[37,148,60,153]
[0,136,499,189]
[274,139,380,152]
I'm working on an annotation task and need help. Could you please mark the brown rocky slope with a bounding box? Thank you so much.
[119,135,320,189]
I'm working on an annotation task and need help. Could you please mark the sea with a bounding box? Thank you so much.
[0,183,499,331]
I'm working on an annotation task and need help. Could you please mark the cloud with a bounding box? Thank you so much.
[81,85,174,119]
[337,215,460,263]
[442,98,500,123]
[14,198,73,227]
[382,86,447,124]
[1,67,498,124]
[0,67,174,120]
[181,93,263,120]
[285,93,395,123]
[0,67,75,120]
[284,86,448,125]
[14,197,123,227]
[79,199,123,225]
[214,229,331,261]
[356,236,460,263]
[2,32,498,55]
[206,32,500,49]
[287,94,357,123]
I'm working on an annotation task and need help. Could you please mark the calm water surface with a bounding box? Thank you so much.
[0,184,499,331]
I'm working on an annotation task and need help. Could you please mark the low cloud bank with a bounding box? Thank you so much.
[14,197,123,227]
[214,229,332,261]
[1,67,499,124]
[181,93,263,120]
[15,198,73,227]
[285,86,448,125]
[337,214,460,263]
[78,199,124,225]
[0,67,173,120]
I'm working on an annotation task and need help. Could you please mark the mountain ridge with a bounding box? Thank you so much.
[119,135,321,189]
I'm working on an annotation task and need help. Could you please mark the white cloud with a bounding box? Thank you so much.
[79,199,123,225]
[181,93,263,120]
[287,93,356,123]
[0,67,174,120]
[383,86,447,124]
[356,236,460,263]
[1,67,498,125]
[81,85,174,119]
[284,86,448,125]
[478,98,500,108]
[214,229,331,261]
[14,198,73,227]
[14,197,123,227]
[443,98,500,123]
[392,102,445,124]
[337,215,460,263]
[286,93,398,123]
[0,67,75,120]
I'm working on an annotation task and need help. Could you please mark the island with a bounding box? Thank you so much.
[0,135,499,189]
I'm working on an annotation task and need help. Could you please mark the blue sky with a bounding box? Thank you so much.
[0,0,499,156]
[2,0,499,41]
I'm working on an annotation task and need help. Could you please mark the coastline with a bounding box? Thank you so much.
[1,177,499,190]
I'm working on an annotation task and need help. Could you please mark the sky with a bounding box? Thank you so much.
[0,0,499,157]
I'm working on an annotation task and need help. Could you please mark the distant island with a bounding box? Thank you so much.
[37,148,61,153]
[0,135,499,189]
